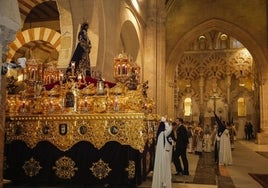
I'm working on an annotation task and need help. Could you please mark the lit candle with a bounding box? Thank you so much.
[84,98,87,107]
[50,99,53,108]
[71,61,75,76]
[59,72,63,81]
[114,96,119,112]
[71,61,75,68]
[78,74,82,81]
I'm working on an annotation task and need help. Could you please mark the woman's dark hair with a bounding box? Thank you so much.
[156,122,165,139]
[81,22,89,30]
[177,118,183,123]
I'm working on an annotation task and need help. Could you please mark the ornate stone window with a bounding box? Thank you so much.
[184,97,192,116]
[238,97,246,117]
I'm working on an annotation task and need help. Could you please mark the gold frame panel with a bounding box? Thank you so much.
[6,113,146,152]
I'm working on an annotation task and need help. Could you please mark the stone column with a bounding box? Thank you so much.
[143,0,157,110]
[257,74,268,144]
[157,1,167,117]
[144,0,166,116]
[199,70,205,124]
[226,72,231,122]
[57,0,73,69]
[0,43,4,184]
[0,0,21,182]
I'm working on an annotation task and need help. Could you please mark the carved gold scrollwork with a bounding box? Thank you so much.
[6,114,146,152]
[93,96,107,113]
[5,120,39,148]
[23,157,42,177]
[90,159,111,180]
[125,160,135,179]
[52,156,78,179]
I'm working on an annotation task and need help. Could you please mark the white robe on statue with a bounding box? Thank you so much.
[152,121,173,188]
[219,129,232,165]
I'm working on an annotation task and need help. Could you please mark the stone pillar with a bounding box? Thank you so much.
[0,0,21,183]
[156,1,167,116]
[257,75,268,144]
[57,0,74,69]
[0,43,4,184]
[144,0,157,110]
[199,70,205,124]
[144,0,166,116]
[226,73,231,122]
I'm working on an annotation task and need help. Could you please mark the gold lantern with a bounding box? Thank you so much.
[25,58,43,83]
[113,52,140,85]
[43,66,60,85]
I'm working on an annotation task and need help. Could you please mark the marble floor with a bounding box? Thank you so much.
[138,139,268,188]
[1,140,268,188]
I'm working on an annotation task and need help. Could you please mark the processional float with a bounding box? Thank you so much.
[4,52,158,186]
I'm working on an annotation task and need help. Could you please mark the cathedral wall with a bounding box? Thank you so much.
[166,0,268,59]
[165,0,268,143]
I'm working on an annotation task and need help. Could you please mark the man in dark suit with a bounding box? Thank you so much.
[173,118,189,175]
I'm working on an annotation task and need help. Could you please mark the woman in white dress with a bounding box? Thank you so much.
[152,117,173,188]
[219,128,232,165]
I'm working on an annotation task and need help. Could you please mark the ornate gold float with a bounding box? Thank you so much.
[5,52,156,153]
[5,50,160,186]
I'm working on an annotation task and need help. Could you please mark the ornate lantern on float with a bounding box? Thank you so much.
[43,66,60,85]
[113,52,140,85]
[25,58,43,83]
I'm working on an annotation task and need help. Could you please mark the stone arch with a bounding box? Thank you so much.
[121,3,143,67]
[19,0,53,26]
[6,27,61,62]
[167,18,267,81]
[120,20,140,62]
[166,18,267,118]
